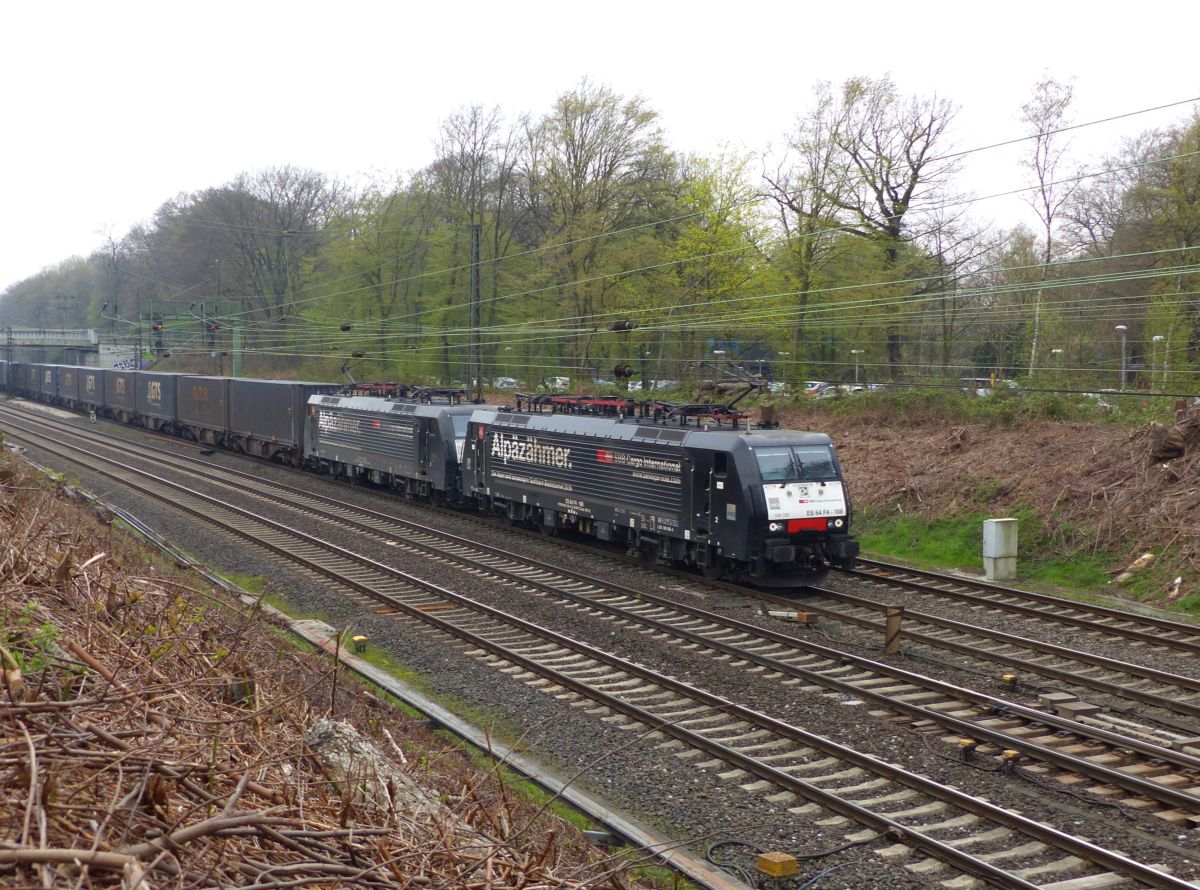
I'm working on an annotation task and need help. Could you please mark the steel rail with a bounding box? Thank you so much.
[799,587,1200,708]
[852,557,1200,639]
[10,409,1200,801]
[844,562,1200,653]
[16,459,751,890]
[2,422,1190,888]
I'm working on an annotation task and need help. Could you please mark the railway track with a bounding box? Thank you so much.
[10,408,1200,778]
[2,405,1199,886]
[845,559,1200,656]
[779,587,1200,730]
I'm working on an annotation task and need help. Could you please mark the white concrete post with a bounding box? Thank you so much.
[982,518,1018,581]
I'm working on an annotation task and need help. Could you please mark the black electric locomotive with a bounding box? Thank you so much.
[462,409,857,584]
[304,394,484,502]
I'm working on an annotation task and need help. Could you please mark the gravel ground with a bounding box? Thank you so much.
[5,402,1200,885]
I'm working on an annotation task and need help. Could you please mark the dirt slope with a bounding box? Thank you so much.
[777,403,1200,601]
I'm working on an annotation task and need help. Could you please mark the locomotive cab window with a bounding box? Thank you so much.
[754,445,837,482]
[451,414,470,437]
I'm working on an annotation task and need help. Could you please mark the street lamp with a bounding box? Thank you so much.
[1114,325,1127,390]
[1151,336,1164,393]
[850,349,864,384]
[1050,348,1064,386]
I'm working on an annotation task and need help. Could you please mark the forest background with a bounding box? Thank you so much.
[2,77,1198,397]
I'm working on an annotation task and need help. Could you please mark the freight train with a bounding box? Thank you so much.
[0,361,858,584]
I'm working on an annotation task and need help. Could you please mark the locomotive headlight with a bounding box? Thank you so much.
[832,518,845,529]
[769,522,782,532]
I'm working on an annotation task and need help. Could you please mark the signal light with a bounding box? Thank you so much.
[151,322,163,332]
[207,322,220,332]
[608,320,636,332]
[613,363,634,378]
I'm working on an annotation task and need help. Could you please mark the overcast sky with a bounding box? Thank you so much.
[2,0,1197,294]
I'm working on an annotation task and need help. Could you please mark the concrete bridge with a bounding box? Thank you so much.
[5,328,99,348]
[2,328,122,366]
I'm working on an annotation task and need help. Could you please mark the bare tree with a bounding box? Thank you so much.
[430,106,528,380]
[1021,76,1078,375]
[522,80,676,368]
[822,76,961,377]
[203,166,344,320]
[762,86,855,376]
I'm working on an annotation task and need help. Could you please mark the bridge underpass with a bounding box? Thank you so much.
[3,328,136,366]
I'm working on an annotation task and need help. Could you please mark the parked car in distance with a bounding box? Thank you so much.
[632,379,677,391]
[962,378,1019,397]
[767,381,789,393]
[492,376,519,389]
[539,376,570,390]
[818,384,866,398]
[802,380,830,396]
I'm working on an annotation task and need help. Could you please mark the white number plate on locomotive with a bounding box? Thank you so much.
[762,481,847,520]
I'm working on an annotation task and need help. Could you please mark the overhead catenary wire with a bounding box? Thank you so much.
[208,143,1200,348]
[149,100,1200,334]
[98,97,1200,387]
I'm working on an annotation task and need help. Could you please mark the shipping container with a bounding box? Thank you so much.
[104,369,137,420]
[38,365,58,400]
[135,371,178,430]
[229,379,339,460]
[79,368,104,407]
[178,375,230,444]
[57,366,84,406]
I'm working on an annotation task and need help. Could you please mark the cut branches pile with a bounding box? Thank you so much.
[0,454,630,888]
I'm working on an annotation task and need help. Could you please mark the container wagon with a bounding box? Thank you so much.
[104,369,137,423]
[80,368,104,411]
[57,366,84,409]
[135,372,178,431]
[37,365,58,402]
[230,379,340,462]
[178,375,230,445]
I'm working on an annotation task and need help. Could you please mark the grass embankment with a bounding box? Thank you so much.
[773,388,1200,609]
[854,508,1112,591]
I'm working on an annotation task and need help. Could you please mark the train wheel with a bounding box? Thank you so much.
[701,553,726,580]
